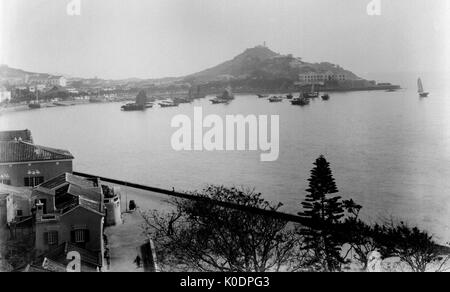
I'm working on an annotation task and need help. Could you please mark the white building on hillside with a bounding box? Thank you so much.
[0,87,11,103]
[298,71,346,84]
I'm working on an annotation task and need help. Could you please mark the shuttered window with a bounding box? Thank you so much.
[72,229,90,243]
[44,231,59,246]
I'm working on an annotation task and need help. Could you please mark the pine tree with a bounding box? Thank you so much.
[298,155,345,271]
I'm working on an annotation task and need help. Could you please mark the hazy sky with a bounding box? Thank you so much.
[1,0,449,79]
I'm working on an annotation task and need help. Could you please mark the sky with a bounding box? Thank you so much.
[0,0,449,79]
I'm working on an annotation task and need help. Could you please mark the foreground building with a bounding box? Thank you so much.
[0,130,73,187]
[32,173,105,257]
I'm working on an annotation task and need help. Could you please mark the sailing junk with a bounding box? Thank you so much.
[302,83,319,98]
[121,90,147,111]
[417,78,429,98]
[210,87,235,104]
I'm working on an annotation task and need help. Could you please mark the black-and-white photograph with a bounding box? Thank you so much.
[0,0,449,276]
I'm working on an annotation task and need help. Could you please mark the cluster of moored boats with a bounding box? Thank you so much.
[26,77,430,111]
[121,94,193,111]
[259,84,331,106]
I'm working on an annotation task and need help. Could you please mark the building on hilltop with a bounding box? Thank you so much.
[0,130,73,187]
[26,75,67,88]
[298,71,346,84]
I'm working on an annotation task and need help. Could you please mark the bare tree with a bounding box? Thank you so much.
[141,185,301,272]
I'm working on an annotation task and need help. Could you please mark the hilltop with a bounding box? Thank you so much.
[0,64,61,84]
[184,45,360,83]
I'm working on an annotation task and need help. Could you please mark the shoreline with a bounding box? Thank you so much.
[0,99,121,115]
[0,85,402,115]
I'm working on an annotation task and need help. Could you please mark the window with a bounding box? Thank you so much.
[75,230,85,243]
[47,231,58,245]
[24,176,44,187]
[0,179,11,185]
[72,229,90,244]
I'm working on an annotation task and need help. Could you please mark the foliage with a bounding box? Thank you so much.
[297,155,347,271]
[141,186,300,272]
[370,221,441,272]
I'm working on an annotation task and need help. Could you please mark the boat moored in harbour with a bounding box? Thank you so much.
[121,103,145,111]
[211,87,235,104]
[268,96,283,103]
[120,90,148,111]
[302,84,319,98]
[159,100,179,107]
[291,96,310,106]
[417,78,429,97]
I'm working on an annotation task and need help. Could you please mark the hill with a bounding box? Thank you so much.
[0,64,54,84]
[185,45,360,84]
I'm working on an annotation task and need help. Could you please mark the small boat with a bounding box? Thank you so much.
[269,96,283,103]
[302,84,319,98]
[173,97,191,104]
[210,98,230,104]
[291,97,310,106]
[321,94,330,101]
[121,103,145,111]
[159,101,179,108]
[145,102,154,108]
[28,103,41,109]
[53,102,68,107]
[257,94,268,98]
[417,78,429,97]
[286,94,293,99]
[386,88,396,92]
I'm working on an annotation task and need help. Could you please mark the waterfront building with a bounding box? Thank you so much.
[32,173,105,262]
[0,130,73,187]
[27,75,67,87]
[29,84,47,93]
[298,71,346,84]
[0,87,11,103]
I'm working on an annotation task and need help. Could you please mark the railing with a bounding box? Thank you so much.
[73,172,307,224]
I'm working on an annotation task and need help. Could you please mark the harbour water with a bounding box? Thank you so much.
[1,72,449,242]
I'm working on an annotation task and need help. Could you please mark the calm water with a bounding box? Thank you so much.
[1,73,450,241]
